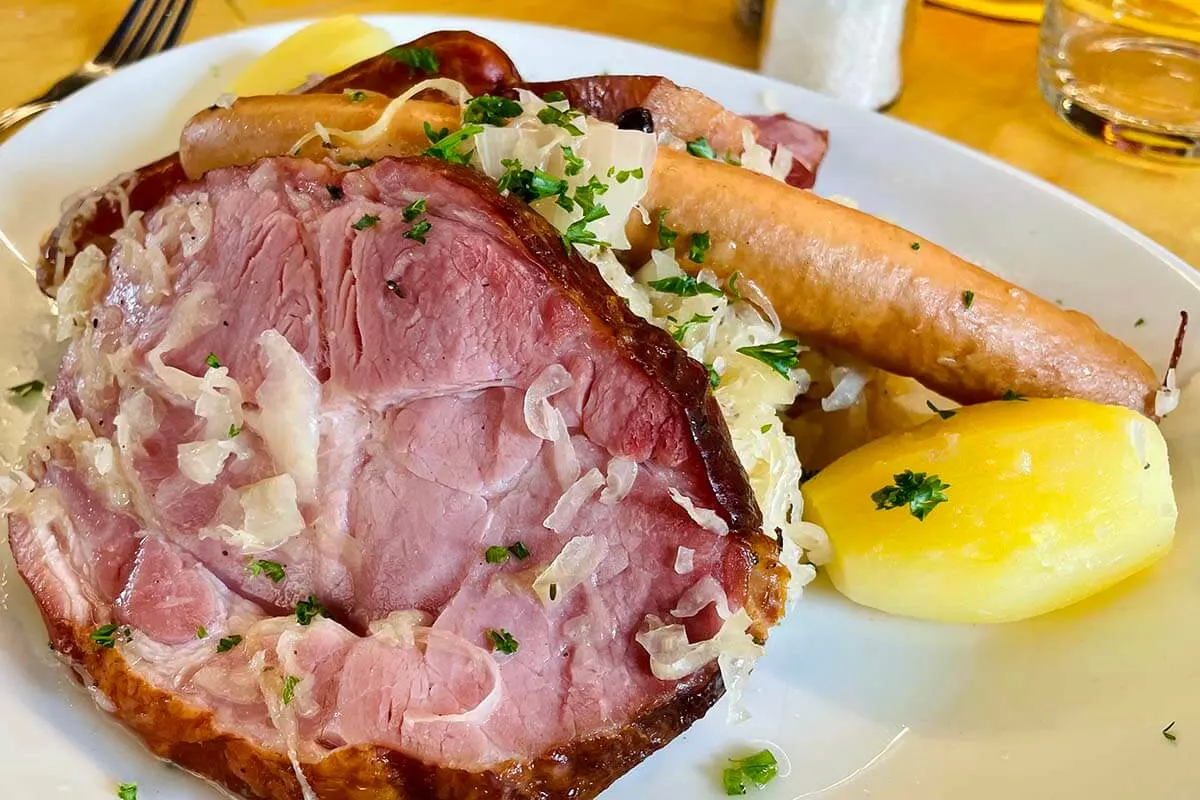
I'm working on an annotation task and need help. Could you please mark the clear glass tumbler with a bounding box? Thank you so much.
[1039,0,1200,159]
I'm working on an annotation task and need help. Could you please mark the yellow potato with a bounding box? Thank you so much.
[228,16,393,96]
[803,398,1177,623]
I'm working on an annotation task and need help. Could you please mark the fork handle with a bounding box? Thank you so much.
[0,101,56,138]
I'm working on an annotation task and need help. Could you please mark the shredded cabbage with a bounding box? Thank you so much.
[532,535,609,605]
[544,468,605,532]
[600,457,638,505]
[202,474,306,553]
[667,488,729,536]
[250,330,320,502]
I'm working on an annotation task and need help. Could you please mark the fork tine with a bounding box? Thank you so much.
[110,0,174,67]
[153,0,195,55]
[92,0,152,67]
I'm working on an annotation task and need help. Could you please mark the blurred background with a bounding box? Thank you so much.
[0,0,1195,265]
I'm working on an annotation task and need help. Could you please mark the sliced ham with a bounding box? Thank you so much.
[7,155,787,800]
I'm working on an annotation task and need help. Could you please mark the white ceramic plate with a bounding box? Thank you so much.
[1,15,1197,800]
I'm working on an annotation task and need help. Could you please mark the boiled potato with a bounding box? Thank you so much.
[227,16,393,96]
[803,398,1176,623]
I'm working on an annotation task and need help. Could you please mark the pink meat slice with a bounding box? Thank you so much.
[6,154,782,792]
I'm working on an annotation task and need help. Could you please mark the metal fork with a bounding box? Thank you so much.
[0,0,196,137]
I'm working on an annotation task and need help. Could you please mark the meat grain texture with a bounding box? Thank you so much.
[7,156,786,799]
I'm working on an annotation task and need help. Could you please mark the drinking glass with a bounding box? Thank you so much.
[1039,0,1200,159]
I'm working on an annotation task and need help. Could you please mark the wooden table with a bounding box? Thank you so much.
[1,0,1196,267]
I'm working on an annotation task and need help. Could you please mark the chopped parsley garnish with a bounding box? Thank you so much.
[227,423,241,438]
[561,146,584,176]
[572,175,608,212]
[281,674,300,705]
[647,274,723,297]
[536,105,584,136]
[90,624,132,649]
[326,184,344,200]
[705,362,721,389]
[344,89,367,102]
[687,137,716,160]
[542,90,567,103]
[688,231,711,264]
[722,749,778,795]
[497,159,568,203]
[1164,721,1178,742]
[352,214,380,231]
[962,290,975,309]
[656,209,678,250]
[871,470,950,521]
[614,167,644,183]
[196,626,207,639]
[485,541,530,564]
[910,241,921,251]
[1135,317,1146,327]
[216,634,242,653]
[295,595,327,626]
[8,379,43,398]
[549,583,558,601]
[385,45,439,73]
[404,219,432,244]
[402,198,427,222]
[561,204,610,250]
[422,122,484,165]
[1001,389,1027,401]
[725,271,743,300]
[205,353,221,369]
[926,400,957,420]
[117,783,138,800]
[736,340,801,379]
[486,628,520,654]
[669,313,713,342]
[760,423,772,433]
[248,559,286,583]
[463,94,523,126]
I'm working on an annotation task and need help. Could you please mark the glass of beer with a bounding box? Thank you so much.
[1039,0,1200,159]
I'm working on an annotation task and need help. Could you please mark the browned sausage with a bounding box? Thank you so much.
[174,96,1159,414]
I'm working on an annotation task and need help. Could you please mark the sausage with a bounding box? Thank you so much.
[37,30,523,295]
[174,96,1159,414]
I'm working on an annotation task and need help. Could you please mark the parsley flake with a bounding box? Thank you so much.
[7,379,44,399]
[248,559,285,583]
[536,105,584,136]
[1135,317,1146,327]
[295,595,327,626]
[326,184,344,200]
[402,198,427,222]
[205,353,221,369]
[352,214,380,231]
[497,159,568,204]
[722,749,778,795]
[561,204,610,251]
[688,231,711,264]
[486,628,520,654]
[725,271,743,300]
[910,241,921,251]
[926,400,957,419]
[760,423,772,433]
[614,167,644,183]
[687,137,716,160]
[196,626,207,639]
[507,541,530,560]
[705,363,721,389]
[90,624,132,649]
[1001,389,1028,401]
[117,783,138,800]
[404,219,432,244]
[281,674,300,705]
[463,95,523,126]
[669,313,713,342]
[549,583,558,601]
[344,89,367,102]
[736,340,801,379]
[485,546,510,564]
[561,146,584,176]
[871,470,950,521]
[216,634,243,653]
[385,46,439,73]
[647,274,723,297]
[542,90,567,103]
[655,209,679,250]
[1164,721,1178,742]
[423,122,484,165]
[962,290,975,309]
[227,423,241,438]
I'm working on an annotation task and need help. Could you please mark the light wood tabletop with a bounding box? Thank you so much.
[1,0,1196,266]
